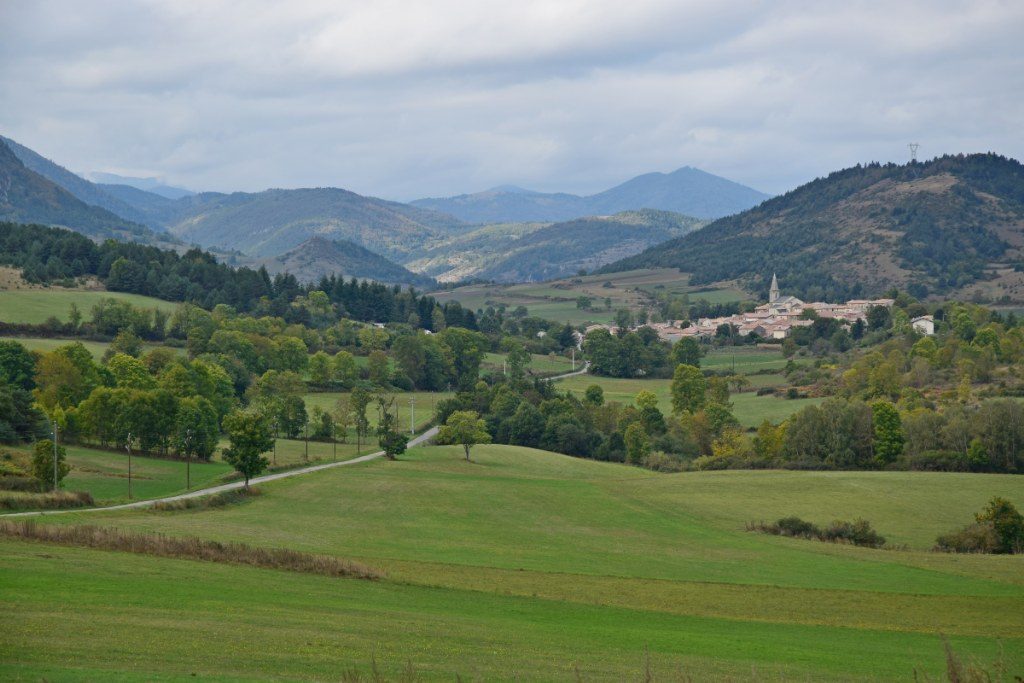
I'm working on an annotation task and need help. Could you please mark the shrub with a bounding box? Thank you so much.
[0,490,93,510]
[935,497,1024,554]
[901,449,969,472]
[934,522,999,554]
[0,520,382,580]
[748,516,886,548]
[151,487,261,512]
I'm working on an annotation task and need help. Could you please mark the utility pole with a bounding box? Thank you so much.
[272,419,277,466]
[304,420,309,462]
[185,428,193,490]
[52,419,59,491]
[571,347,576,372]
[409,397,415,435]
[126,432,133,500]
[332,420,337,460]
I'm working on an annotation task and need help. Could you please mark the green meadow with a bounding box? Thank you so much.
[0,336,186,360]
[0,289,178,325]
[558,373,821,428]
[3,444,1022,679]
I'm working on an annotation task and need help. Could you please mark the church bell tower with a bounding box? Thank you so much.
[769,273,780,303]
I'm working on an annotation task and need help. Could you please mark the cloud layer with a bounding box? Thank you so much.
[1,0,1021,199]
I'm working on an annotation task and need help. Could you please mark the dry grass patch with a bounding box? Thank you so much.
[0,490,94,510]
[0,520,382,580]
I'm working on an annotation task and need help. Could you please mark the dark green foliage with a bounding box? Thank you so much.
[0,222,473,331]
[0,139,156,243]
[749,516,886,548]
[32,439,69,490]
[935,497,1024,554]
[584,327,670,378]
[222,409,273,487]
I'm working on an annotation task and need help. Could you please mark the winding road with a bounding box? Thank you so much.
[4,362,590,517]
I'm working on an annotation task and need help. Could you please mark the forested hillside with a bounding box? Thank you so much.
[0,139,157,243]
[604,154,1024,302]
[261,236,435,288]
[410,210,705,282]
[0,222,466,327]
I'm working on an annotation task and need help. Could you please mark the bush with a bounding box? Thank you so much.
[0,476,41,492]
[901,449,970,472]
[934,522,999,554]
[935,497,1024,554]
[151,487,261,512]
[641,451,686,472]
[748,516,886,548]
[0,490,94,510]
[0,520,382,580]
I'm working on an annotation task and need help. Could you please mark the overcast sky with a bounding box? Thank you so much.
[1,1,1021,200]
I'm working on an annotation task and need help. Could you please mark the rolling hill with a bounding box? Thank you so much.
[603,153,1024,302]
[412,166,770,223]
[408,209,705,282]
[0,138,158,243]
[155,187,467,260]
[259,236,435,287]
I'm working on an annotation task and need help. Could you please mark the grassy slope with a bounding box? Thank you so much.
[0,336,185,360]
[559,373,821,428]
[0,290,177,324]
[4,444,1022,679]
[430,268,745,325]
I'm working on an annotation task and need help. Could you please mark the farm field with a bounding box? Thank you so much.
[558,373,819,428]
[5,444,1022,679]
[0,289,178,325]
[482,351,577,376]
[0,336,185,360]
[431,268,748,324]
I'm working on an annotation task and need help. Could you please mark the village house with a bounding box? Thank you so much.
[593,274,896,343]
[911,315,935,335]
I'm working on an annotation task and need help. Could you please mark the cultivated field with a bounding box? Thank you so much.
[0,290,178,325]
[3,444,1021,679]
[431,268,747,324]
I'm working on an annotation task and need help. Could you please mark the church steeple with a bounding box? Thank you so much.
[769,273,780,303]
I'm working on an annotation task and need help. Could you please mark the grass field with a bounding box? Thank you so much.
[558,374,820,427]
[1,443,235,505]
[482,351,577,376]
[431,268,748,325]
[0,290,178,325]
[0,336,186,360]
[4,444,1022,679]
[303,390,453,433]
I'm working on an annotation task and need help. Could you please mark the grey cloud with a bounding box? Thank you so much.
[0,0,1020,199]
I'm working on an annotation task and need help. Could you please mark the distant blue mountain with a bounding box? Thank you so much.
[412,166,770,224]
[89,172,195,200]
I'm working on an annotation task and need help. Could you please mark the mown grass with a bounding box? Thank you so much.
[56,444,233,504]
[482,351,577,376]
[6,444,1023,679]
[0,290,178,325]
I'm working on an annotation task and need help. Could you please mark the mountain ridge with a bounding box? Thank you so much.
[411,166,769,223]
[601,153,1024,302]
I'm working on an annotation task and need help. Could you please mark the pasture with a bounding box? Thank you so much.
[4,444,1022,679]
[430,268,748,325]
[302,390,453,433]
[558,373,820,428]
[0,289,178,325]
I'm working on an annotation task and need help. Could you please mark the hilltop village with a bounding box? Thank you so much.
[590,275,914,343]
